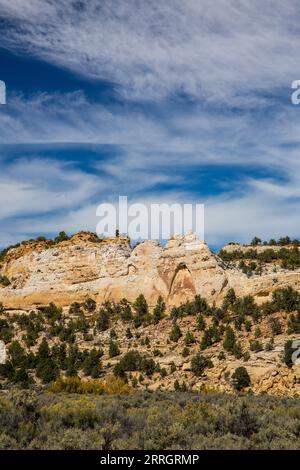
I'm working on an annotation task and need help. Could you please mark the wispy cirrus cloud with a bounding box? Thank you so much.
[1,1,300,247]
[0,0,299,102]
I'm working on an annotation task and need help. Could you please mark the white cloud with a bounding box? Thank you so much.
[1,2,300,246]
[1,90,300,246]
[0,0,300,101]
[0,157,104,219]
[0,92,165,144]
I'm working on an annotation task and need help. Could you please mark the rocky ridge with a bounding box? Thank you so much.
[1,231,300,310]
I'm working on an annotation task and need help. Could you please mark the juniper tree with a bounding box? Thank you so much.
[169,323,182,342]
[153,296,166,324]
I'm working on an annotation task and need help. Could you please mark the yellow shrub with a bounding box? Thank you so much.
[49,375,131,396]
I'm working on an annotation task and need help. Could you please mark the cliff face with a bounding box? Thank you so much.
[0,231,300,309]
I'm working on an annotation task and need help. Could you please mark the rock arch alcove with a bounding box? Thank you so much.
[168,263,196,305]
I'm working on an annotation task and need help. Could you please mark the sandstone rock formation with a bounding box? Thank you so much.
[0,231,300,310]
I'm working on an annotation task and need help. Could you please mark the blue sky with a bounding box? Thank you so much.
[1,1,300,249]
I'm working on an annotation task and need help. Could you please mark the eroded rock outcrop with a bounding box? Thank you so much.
[0,231,300,309]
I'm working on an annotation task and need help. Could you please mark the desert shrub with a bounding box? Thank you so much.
[110,329,117,339]
[265,339,274,351]
[12,367,32,387]
[271,287,300,312]
[223,326,236,354]
[232,367,251,391]
[280,246,300,270]
[97,308,110,331]
[153,349,162,357]
[174,380,187,392]
[42,398,98,429]
[59,325,75,344]
[250,340,263,353]
[254,327,262,338]
[260,300,276,316]
[235,295,260,321]
[3,387,300,449]
[82,348,102,378]
[133,294,149,321]
[8,341,27,368]
[102,376,132,395]
[200,326,220,350]
[109,340,120,358]
[196,315,206,331]
[0,319,13,343]
[268,317,282,335]
[114,350,155,378]
[43,303,63,322]
[52,344,67,370]
[69,302,82,316]
[152,296,166,324]
[83,298,96,313]
[222,288,237,311]
[193,295,211,315]
[118,298,132,321]
[217,401,258,438]
[36,358,58,383]
[50,376,130,396]
[218,351,226,360]
[283,340,294,367]
[243,351,250,361]
[233,342,243,359]
[244,320,252,332]
[234,314,245,331]
[125,328,133,339]
[169,322,182,342]
[65,344,82,377]
[0,275,11,286]
[170,306,181,320]
[50,376,103,394]
[54,231,69,243]
[287,312,300,334]
[184,330,195,345]
[191,353,213,376]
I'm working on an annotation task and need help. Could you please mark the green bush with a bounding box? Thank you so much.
[54,231,69,243]
[169,323,182,342]
[249,340,263,353]
[184,330,195,345]
[271,287,300,312]
[152,296,166,324]
[82,348,102,378]
[97,308,110,331]
[0,275,11,286]
[232,367,251,391]
[223,326,236,354]
[83,298,96,313]
[196,315,206,331]
[283,340,294,367]
[114,350,156,378]
[287,312,300,334]
[133,294,149,319]
[191,353,213,376]
[268,317,282,335]
[109,340,120,358]
[118,298,132,321]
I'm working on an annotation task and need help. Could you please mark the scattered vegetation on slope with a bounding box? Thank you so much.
[1,389,300,449]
